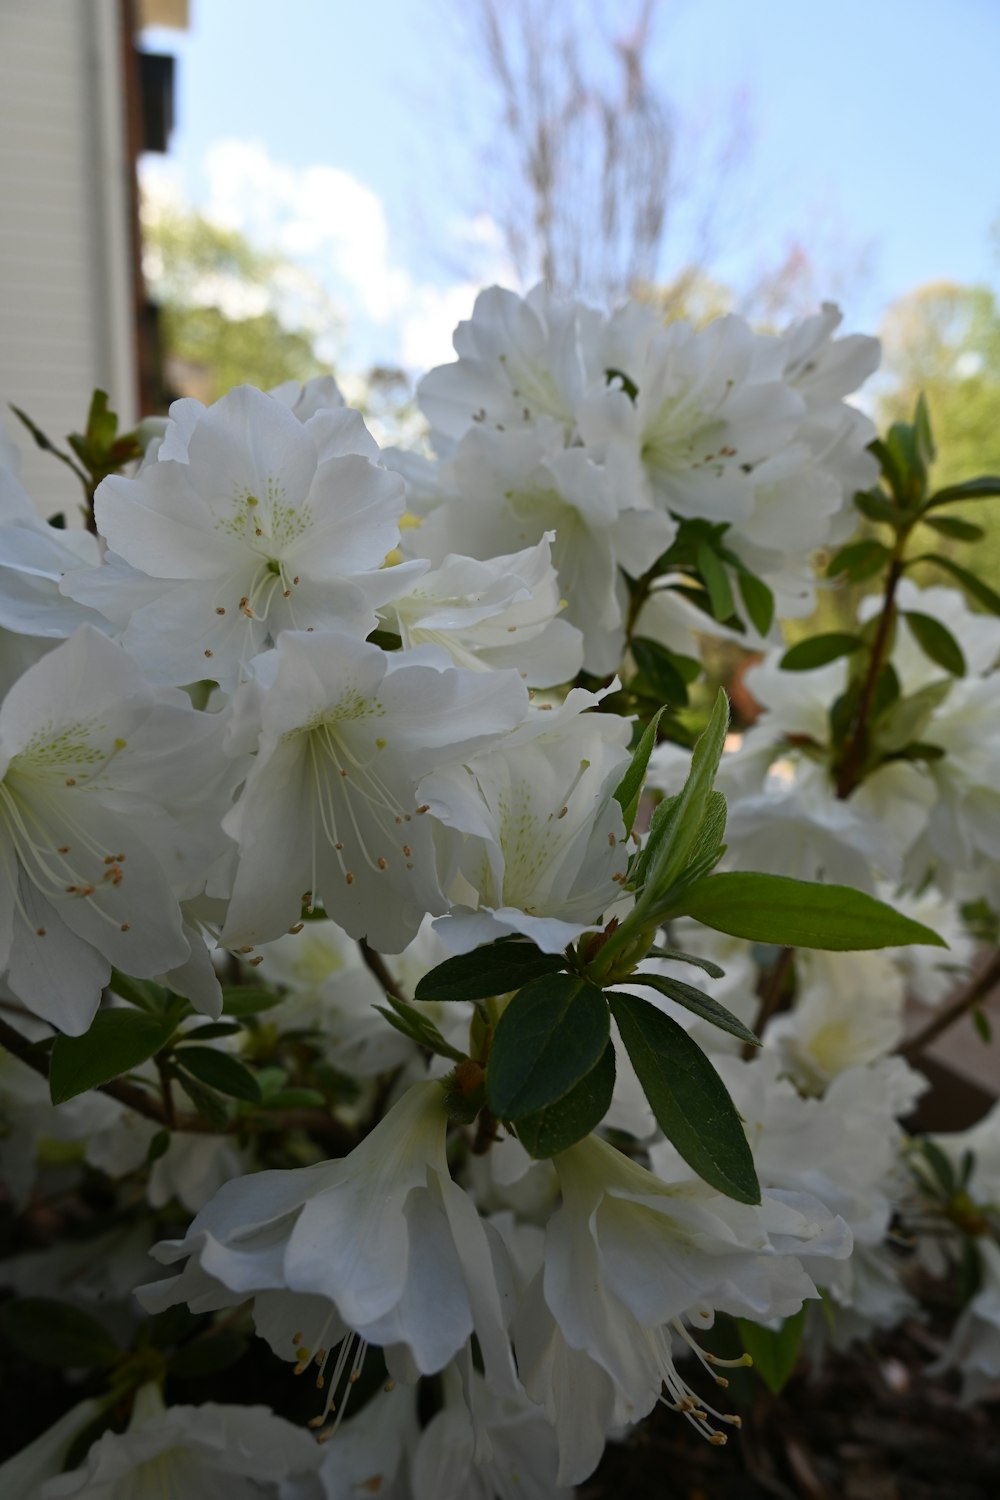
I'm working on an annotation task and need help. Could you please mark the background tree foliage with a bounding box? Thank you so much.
[879,279,1000,586]
[143,202,335,403]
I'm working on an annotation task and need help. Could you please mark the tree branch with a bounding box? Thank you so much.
[359,940,411,1006]
[900,948,1000,1063]
[0,1015,352,1153]
[835,554,904,799]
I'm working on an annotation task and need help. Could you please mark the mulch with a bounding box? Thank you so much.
[583,1324,1000,1500]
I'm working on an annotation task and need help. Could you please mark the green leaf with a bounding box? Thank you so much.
[870,661,901,722]
[925,476,1000,508]
[631,639,690,707]
[182,1021,244,1041]
[175,1046,262,1103]
[175,1070,230,1128]
[486,974,609,1119]
[737,569,775,635]
[882,740,945,765]
[606,367,639,402]
[919,1138,957,1195]
[259,1087,328,1109]
[886,420,927,503]
[634,690,730,907]
[0,1297,120,1369]
[628,972,760,1046]
[614,705,666,833]
[110,971,173,1014]
[146,1127,171,1164]
[84,388,117,450]
[903,611,966,677]
[913,393,936,467]
[366,627,403,651]
[516,1041,616,1157]
[646,946,726,979]
[923,514,985,542]
[825,539,892,583]
[854,488,902,525]
[671,872,947,950]
[737,1308,806,1393]
[973,1007,993,1044]
[9,402,89,484]
[780,633,862,671]
[167,1330,249,1378]
[914,553,1000,614]
[697,541,735,621]
[374,995,467,1062]
[609,993,760,1203]
[414,940,565,1004]
[221,985,284,1016]
[873,678,952,755]
[50,1009,177,1104]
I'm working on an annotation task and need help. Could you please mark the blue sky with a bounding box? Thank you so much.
[143,0,999,375]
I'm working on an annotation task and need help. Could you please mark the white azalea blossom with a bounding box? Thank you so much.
[422,687,631,953]
[416,283,606,448]
[0,626,225,1030]
[0,277,995,1494]
[65,385,421,691]
[407,419,675,673]
[36,1382,323,1499]
[411,1364,571,1500]
[930,1237,1000,1403]
[578,311,804,523]
[764,948,907,1088]
[526,1132,849,1475]
[221,630,529,952]
[385,533,582,687]
[140,1082,518,1399]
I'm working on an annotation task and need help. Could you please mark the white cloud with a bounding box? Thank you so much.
[190,139,514,375]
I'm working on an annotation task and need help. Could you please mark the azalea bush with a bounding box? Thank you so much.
[1,287,999,1496]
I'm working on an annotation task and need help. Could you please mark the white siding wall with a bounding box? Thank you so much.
[0,0,136,521]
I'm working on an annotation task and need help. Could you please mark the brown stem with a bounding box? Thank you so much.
[0,1015,352,1152]
[0,1014,169,1124]
[834,555,904,799]
[901,949,1000,1063]
[156,1054,176,1130]
[745,946,795,1058]
[359,940,411,1006]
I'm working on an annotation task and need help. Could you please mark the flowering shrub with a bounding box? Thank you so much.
[1,286,999,1496]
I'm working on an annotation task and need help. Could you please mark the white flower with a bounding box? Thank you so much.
[578,312,804,524]
[411,1364,571,1500]
[257,918,413,1076]
[933,1097,1000,1207]
[930,1236,1000,1403]
[860,582,1000,690]
[0,1042,115,1206]
[0,627,220,1031]
[700,1052,925,1345]
[221,630,529,953]
[140,1082,517,1403]
[37,1381,323,1499]
[422,688,631,954]
[386,534,582,688]
[520,1132,848,1476]
[270,373,347,420]
[408,420,675,674]
[315,1379,418,1499]
[717,757,903,891]
[0,1395,105,1500]
[416,283,607,449]
[69,385,420,691]
[880,884,974,1007]
[765,948,906,1088]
